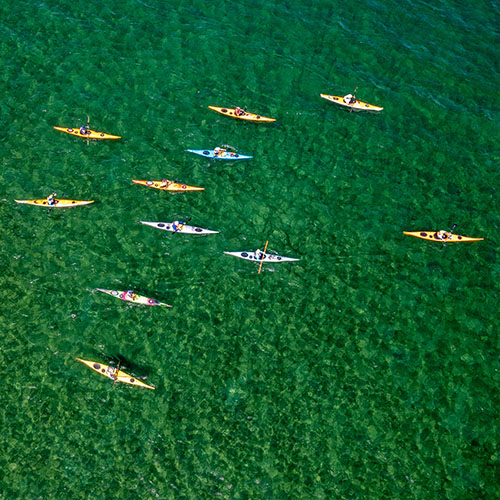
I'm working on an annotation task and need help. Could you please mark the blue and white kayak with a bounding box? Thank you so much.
[141,221,219,235]
[186,149,252,160]
[224,251,299,263]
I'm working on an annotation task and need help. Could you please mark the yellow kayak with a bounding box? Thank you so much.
[76,358,155,390]
[132,179,204,192]
[53,126,121,140]
[208,106,276,122]
[320,94,383,112]
[403,231,483,243]
[15,198,94,207]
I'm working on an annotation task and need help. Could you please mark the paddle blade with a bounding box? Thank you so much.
[258,240,269,275]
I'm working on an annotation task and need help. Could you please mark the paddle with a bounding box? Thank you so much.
[172,217,191,232]
[221,144,236,151]
[46,191,61,215]
[349,86,358,112]
[257,240,269,275]
[113,361,121,387]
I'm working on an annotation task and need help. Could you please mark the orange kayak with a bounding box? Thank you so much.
[208,106,276,122]
[320,94,383,112]
[132,179,204,192]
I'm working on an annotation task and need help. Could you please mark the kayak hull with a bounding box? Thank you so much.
[132,179,204,192]
[208,106,276,122]
[15,199,94,207]
[96,288,172,307]
[320,94,383,112]
[141,221,219,235]
[224,251,299,262]
[76,358,154,389]
[186,149,252,160]
[53,126,121,140]
[403,231,483,243]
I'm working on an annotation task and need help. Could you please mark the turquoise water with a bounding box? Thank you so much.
[1,0,499,498]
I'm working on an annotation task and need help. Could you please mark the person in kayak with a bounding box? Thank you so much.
[106,365,118,380]
[214,146,227,157]
[436,230,450,241]
[436,224,456,241]
[160,179,171,188]
[79,125,90,135]
[47,193,57,206]
[125,290,138,301]
[234,107,244,116]
[172,221,185,232]
[255,248,265,260]
[343,93,356,104]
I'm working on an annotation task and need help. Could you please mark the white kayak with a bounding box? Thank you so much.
[141,221,219,235]
[224,251,299,262]
[96,288,171,307]
[186,149,252,160]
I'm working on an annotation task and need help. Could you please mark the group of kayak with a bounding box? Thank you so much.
[39,109,299,389]
[31,94,482,389]
[33,100,486,246]
[317,91,482,243]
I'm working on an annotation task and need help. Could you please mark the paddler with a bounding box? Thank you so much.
[255,248,265,260]
[125,290,138,301]
[343,93,356,104]
[172,220,185,232]
[234,106,244,116]
[214,146,226,157]
[79,125,90,135]
[436,224,456,241]
[106,365,118,380]
[159,179,171,188]
[47,192,57,206]
[436,230,450,241]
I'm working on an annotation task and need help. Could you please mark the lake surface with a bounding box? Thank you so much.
[1,0,499,498]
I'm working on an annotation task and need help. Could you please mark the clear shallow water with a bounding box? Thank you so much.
[1,0,499,498]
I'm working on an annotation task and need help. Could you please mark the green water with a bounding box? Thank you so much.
[1,0,499,498]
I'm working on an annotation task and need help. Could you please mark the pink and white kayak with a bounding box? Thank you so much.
[96,288,172,307]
